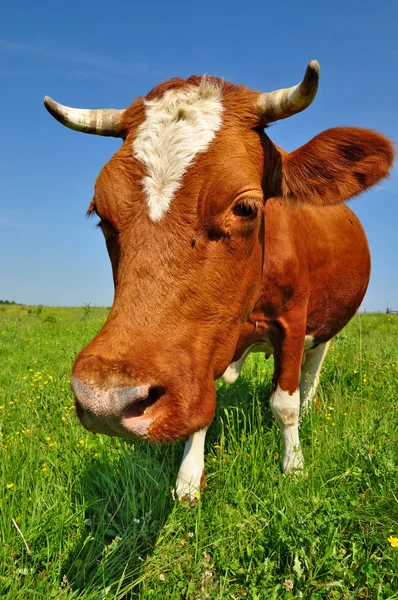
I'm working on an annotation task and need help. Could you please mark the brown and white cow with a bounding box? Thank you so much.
[44,61,394,500]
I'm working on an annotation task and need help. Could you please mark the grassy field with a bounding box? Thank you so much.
[0,305,397,599]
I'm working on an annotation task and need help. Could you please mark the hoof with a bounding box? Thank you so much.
[173,471,206,504]
[172,483,201,505]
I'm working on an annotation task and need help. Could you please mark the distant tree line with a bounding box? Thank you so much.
[0,300,17,304]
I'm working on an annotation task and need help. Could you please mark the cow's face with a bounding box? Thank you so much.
[72,78,270,442]
[45,62,393,442]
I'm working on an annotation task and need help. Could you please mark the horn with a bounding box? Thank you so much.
[257,60,320,123]
[43,96,125,137]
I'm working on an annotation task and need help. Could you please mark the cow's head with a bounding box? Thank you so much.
[45,61,393,442]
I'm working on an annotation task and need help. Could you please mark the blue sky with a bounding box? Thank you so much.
[0,0,397,310]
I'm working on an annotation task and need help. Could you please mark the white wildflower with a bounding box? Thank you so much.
[284,579,294,591]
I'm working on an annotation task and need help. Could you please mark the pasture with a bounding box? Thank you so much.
[1,305,397,599]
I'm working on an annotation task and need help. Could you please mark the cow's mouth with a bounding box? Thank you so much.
[123,386,165,420]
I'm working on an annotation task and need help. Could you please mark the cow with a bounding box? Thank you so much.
[44,61,394,501]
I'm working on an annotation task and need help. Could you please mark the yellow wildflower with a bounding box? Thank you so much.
[6,483,15,489]
[388,536,398,548]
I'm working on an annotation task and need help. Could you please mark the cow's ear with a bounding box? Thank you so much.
[281,127,394,206]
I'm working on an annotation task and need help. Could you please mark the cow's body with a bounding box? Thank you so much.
[230,200,370,366]
[44,63,394,501]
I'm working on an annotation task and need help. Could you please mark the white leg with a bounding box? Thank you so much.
[300,341,330,413]
[220,347,252,384]
[270,386,303,473]
[175,427,207,501]
[220,343,273,384]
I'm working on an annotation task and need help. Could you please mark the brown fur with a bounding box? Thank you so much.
[69,76,394,442]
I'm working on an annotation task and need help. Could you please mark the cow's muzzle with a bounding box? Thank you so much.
[71,377,164,439]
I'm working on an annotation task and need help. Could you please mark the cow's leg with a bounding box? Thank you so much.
[271,386,303,473]
[175,427,207,501]
[300,341,330,413]
[220,346,254,384]
[270,321,305,473]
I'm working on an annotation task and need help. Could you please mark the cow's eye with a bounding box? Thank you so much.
[233,202,258,218]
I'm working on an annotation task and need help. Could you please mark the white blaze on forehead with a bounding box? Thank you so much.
[132,79,224,221]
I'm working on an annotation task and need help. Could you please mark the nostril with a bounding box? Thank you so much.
[123,386,165,419]
[75,400,85,420]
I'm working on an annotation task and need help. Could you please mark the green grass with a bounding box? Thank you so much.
[1,305,397,599]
